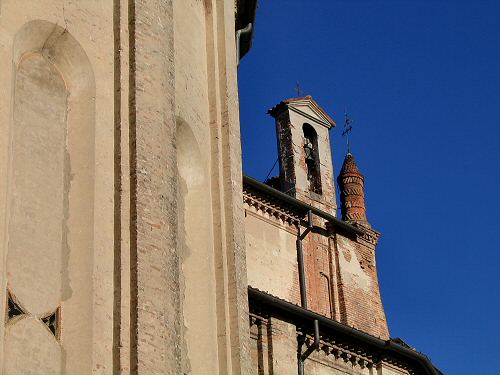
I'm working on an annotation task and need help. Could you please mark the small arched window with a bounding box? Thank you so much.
[303,123,322,194]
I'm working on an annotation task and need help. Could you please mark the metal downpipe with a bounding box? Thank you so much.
[298,319,320,375]
[296,229,308,309]
[296,210,317,374]
[296,209,313,309]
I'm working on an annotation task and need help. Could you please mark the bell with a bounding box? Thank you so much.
[305,146,314,161]
[304,140,314,161]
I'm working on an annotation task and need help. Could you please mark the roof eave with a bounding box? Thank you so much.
[236,0,258,60]
[243,175,363,237]
[248,287,442,375]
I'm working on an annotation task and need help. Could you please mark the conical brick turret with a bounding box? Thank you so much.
[338,153,367,223]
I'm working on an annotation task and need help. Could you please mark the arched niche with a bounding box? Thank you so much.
[3,20,95,375]
[176,117,219,374]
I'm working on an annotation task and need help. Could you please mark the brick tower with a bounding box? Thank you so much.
[338,152,368,223]
[268,96,337,215]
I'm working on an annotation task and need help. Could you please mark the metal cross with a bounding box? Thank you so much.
[342,112,353,154]
[294,81,304,97]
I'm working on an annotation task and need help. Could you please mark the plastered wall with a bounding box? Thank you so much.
[244,201,388,340]
[335,234,389,339]
[6,51,68,375]
[0,0,251,374]
[244,202,388,338]
[245,212,299,300]
[174,0,251,373]
[0,2,113,373]
[174,1,218,373]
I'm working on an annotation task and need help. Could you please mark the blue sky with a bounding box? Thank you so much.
[238,1,500,374]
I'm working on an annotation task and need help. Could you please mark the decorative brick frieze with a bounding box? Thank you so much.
[243,190,302,228]
[299,334,374,370]
[354,225,381,248]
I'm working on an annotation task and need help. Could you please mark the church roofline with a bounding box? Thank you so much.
[267,95,336,129]
[243,175,363,237]
[249,287,442,375]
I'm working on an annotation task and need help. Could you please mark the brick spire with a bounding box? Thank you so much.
[338,153,367,223]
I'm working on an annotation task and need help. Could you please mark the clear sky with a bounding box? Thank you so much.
[237,1,500,374]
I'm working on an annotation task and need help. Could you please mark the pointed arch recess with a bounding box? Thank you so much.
[176,117,219,374]
[3,20,95,375]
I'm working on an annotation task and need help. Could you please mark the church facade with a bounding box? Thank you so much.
[0,0,440,374]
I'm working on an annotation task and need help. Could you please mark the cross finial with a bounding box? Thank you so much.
[342,111,353,154]
[294,81,304,97]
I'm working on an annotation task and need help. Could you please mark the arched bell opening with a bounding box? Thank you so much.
[302,123,322,194]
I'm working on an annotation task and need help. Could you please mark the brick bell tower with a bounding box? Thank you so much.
[268,96,337,215]
[267,97,389,338]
